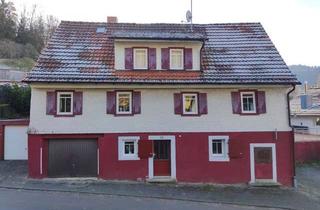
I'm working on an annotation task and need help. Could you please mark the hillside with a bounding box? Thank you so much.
[289,65,320,85]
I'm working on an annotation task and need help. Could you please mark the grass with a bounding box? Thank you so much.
[0,57,35,71]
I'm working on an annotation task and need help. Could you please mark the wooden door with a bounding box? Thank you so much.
[254,147,273,180]
[153,140,171,176]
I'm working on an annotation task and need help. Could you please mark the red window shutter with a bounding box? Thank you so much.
[73,92,83,115]
[138,140,153,159]
[228,139,244,159]
[161,48,170,69]
[198,93,208,115]
[148,48,157,70]
[256,91,266,114]
[106,91,116,114]
[46,91,56,115]
[133,91,141,114]
[174,93,182,115]
[125,48,133,70]
[231,92,241,114]
[184,48,193,69]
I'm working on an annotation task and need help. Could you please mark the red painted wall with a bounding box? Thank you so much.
[295,141,320,163]
[28,131,294,186]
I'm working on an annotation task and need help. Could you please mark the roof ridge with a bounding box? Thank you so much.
[60,20,261,26]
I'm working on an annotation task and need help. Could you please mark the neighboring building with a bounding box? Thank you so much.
[24,19,299,186]
[290,85,320,135]
[0,68,27,84]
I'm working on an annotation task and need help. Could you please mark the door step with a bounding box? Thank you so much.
[147,176,176,183]
[249,180,281,187]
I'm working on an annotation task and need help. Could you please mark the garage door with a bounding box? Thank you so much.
[48,139,98,177]
[4,125,28,160]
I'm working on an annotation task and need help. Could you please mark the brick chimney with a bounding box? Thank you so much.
[107,16,118,23]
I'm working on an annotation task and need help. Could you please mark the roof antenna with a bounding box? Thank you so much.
[186,0,193,31]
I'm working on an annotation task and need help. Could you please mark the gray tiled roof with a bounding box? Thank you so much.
[24,21,299,85]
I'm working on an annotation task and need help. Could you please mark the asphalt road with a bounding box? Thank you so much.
[0,188,277,210]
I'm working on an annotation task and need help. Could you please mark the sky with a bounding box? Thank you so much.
[11,0,320,66]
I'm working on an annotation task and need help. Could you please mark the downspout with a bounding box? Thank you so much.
[200,39,205,71]
[287,84,296,187]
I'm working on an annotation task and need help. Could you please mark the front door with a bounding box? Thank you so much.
[254,147,273,179]
[153,140,171,176]
[250,144,277,183]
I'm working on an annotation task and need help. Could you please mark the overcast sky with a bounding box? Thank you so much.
[11,0,320,66]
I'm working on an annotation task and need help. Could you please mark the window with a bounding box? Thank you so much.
[118,136,140,160]
[182,93,198,115]
[208,136,229,161]
[316,118,320,126]
[133,48,148,69]
[170,49,184,70]
[57,92,73,115]
[116,92,132,114]
[241,92,256,113]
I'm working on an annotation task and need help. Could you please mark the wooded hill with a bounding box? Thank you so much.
[0,0,59,70]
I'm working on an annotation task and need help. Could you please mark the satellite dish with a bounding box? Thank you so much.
[186,10,192,23]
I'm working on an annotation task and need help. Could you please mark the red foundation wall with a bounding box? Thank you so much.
[28,131,294,186]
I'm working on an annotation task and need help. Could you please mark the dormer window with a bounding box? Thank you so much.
[133,48,148,70]
[170,49,184,70]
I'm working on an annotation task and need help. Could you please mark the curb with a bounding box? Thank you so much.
[0,185,293,210]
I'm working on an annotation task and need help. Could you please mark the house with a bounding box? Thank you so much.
[24,18,299,186]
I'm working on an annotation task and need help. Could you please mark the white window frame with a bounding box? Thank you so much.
[170,48,184,70]
[240,91,256,114]
[56,91,73,115]
[133,48,148,70]
[182,93,198,115]
[208,136,229,162]
[118,136,140,160]
[116,91,132,115]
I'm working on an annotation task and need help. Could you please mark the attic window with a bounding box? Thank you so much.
[96,27,106,33]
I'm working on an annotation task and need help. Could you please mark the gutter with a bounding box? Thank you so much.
[286,84,296,187]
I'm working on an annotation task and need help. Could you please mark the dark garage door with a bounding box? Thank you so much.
[48,139,98,177]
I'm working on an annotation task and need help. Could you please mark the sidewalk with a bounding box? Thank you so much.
[1,161,320,210]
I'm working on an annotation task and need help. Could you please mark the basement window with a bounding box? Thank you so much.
[118,136,140,160]
[208,136,229,162]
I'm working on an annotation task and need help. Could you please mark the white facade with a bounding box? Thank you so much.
[29,85,291,134]
[114,40,202,70]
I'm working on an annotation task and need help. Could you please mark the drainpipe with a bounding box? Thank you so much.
[287,84,296,187]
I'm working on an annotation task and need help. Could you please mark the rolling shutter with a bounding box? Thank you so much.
[46,91,56,115]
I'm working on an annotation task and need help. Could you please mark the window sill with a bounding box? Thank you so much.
[118,156,140,161]
[209,157,230,162]
[54,114,75,117]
